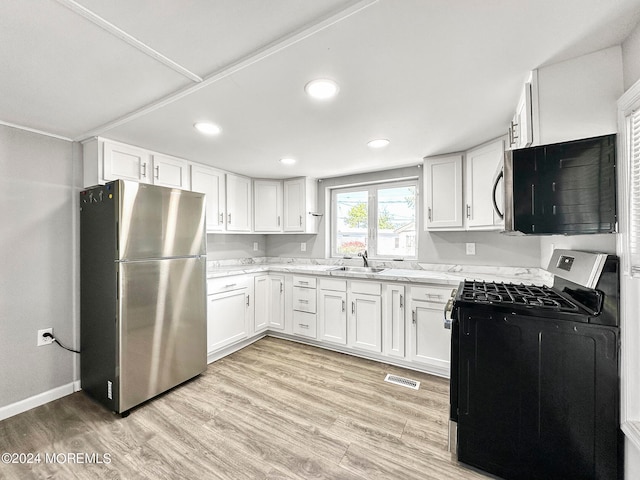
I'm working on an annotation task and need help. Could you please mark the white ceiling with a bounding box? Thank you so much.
[2,0,640,179]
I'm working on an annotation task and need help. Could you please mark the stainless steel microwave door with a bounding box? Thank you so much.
[118,181,206,260]
[118,257,206,412]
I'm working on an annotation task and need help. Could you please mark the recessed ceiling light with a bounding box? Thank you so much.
[304,79,339,100]
[279,157,296,165]
[194,122,221,135]
[367,138,390,149]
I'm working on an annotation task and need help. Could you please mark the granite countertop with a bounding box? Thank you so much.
[206,258,552,287]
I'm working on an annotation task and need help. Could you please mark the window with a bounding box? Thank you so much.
[627,108,640,276]
[331,180,417,259]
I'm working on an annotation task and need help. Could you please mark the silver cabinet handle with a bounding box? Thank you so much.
[277,216,281,226]
[280,283,283,294]
[352,302,355,315]
[298,323,309,329]
[298,299,309,304]
[412,309,416,324]
[299,215,303,226]
[155,165,160,179]
[224,283,237,288]
[428,207,432,221]
[219,212,224,224]
[246,294,250,307]
[342,300,345,312]
[141,162,147,178]
[228,213,232,224]
[466,204,471,219]
[399,294,404,309]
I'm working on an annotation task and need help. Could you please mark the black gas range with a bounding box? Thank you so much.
[449,250,621,480]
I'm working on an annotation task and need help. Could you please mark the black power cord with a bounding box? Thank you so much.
[42,332,80,354]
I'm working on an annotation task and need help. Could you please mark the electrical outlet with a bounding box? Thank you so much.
[465,243,476,255]
[300,242,306,252]
[37,328,53,346]
[253,242,258,251]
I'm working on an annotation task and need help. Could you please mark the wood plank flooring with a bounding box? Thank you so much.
[0,337,492,479]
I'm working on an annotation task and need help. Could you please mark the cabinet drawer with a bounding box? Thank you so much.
[410,285,456,304]
[292,286,317,313]
[319,278,347,292]
[207,276,251,295]
[293,276,316,288]
[292,311,317,338]
[350,281,381,296]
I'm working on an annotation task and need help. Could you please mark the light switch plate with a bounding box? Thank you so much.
[253,242,258,251]
[465,243,476,255]
[300,242,306,252]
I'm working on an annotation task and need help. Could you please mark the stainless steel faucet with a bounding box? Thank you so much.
[358,250,369,267]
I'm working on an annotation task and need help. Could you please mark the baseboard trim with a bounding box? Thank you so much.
[0,382,77,421]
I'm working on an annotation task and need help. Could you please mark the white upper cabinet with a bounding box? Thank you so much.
[424,154,464,230]
[226,173,252,232]
[464,139,505,230]
[102,140,151,184]
[191,164,225,232]
[254,180,283,233]
[151,153,190,189]
[283,177,318,233]
[84,138,189,189]
[508,81,534,150]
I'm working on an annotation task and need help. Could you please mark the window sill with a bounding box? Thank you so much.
[622,421,640,451]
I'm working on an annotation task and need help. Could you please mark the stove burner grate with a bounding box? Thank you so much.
[460,281,580,312]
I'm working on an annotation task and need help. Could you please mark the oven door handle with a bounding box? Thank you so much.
[443,298,454,329]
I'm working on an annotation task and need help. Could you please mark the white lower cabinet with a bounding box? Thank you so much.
[268,275,285,330]
[207,277,253,354]
[318,279,347,345]
[348,282,382,353]
[407,285,452,376]
[254,274,285,334]
[383,284,405,358]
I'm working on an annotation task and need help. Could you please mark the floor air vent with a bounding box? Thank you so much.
[384,374,420,390]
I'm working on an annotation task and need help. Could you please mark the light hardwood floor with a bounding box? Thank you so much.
[0,337,492,479]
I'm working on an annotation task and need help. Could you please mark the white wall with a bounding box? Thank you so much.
[0,124,80,411]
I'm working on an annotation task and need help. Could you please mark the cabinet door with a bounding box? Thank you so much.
[253,275,269,333]
[383,285,405,358]
[268,275,285,330]
[226,174,252,232]
[283,178,305,232]
[465,140,504,229]
[348,293,382,353]
[512,82,533,149]
[254,180,283,232]
[191,165,225,232]
[103,141,150,183]
[409,299,450,375]
[207,289,249,353]
[424,154,463,229]
[318,290,347,345]
[152,154,189,189]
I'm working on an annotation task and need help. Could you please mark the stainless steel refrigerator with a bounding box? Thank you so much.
[80,179,207,415]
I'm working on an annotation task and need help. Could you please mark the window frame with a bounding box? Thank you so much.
[330,178,419,260]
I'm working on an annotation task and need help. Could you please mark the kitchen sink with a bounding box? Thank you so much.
[334,266,387,274]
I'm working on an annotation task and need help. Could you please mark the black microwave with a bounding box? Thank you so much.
[502,134,617,235]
